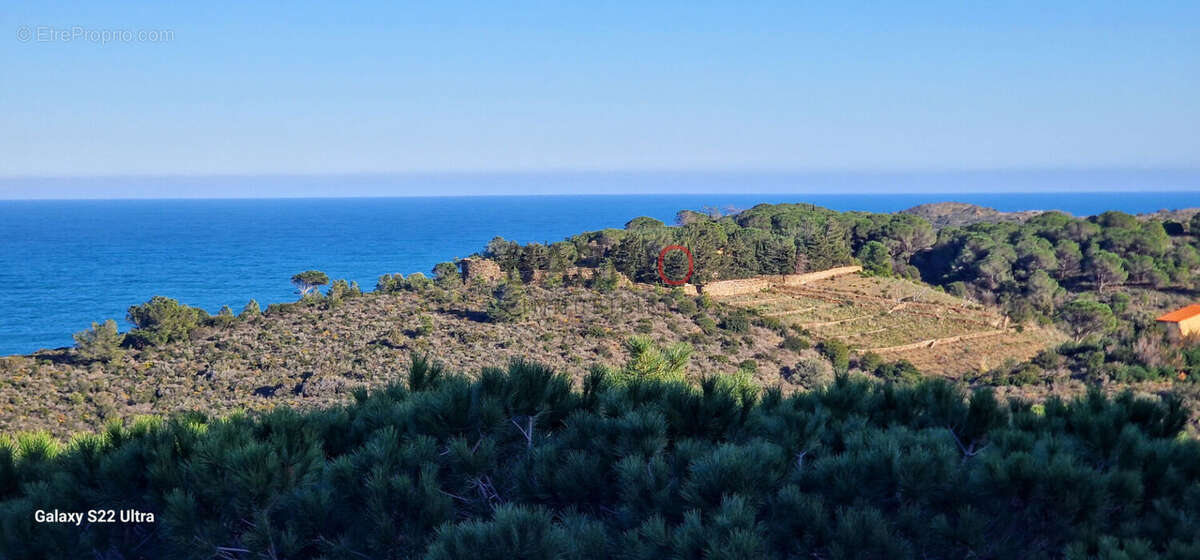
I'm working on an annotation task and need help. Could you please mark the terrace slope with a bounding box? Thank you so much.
[714,273,1065,375]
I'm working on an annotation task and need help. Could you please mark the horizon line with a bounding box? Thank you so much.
[4,168,1198,200]
[2,190,1199,203]
[4,166,1200,181]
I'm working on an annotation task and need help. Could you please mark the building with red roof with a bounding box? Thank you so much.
[1156,304,1200,337]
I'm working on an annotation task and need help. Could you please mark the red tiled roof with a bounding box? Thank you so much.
[1156,304,1200,323]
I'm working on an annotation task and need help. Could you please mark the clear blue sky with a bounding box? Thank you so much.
[1,2,1198,195]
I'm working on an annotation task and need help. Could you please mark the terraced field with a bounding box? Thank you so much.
[716,274,1063,375]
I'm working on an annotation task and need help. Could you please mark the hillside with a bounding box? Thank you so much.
[899,202,1048,228]
[6,198,1200,438]
[713,273,1063,374]
[0,283,818,437]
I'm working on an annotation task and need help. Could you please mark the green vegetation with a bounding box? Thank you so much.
[125,296,206,347]
[2,357,1198,559]
[1058,297,1118,342]
[71,320,124,363]
[857,240,893,276]
[239,298,261,318]
[375,272,408,293]
[433,261,461,287]
[817,339,851,374]
[290,269,330,297]
[487,272,530,323]
[480,203,1200,393]
[0,202,1199,559]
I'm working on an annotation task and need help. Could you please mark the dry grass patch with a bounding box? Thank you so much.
[714,273,1063,376]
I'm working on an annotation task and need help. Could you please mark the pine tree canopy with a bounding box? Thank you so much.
[2,356,1198,559]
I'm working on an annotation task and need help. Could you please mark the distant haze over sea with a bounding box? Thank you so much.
[2,169,1199,199]
[0,191,1197,355]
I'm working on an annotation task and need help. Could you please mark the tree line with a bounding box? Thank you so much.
[478,204,1200,385]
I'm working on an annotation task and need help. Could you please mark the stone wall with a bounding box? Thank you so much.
[698,265,863,297]
[457,260,859,294]
[459,258,504,285]
[697,277,776,297]
[869,329,1006,353]
[779,265,864,286]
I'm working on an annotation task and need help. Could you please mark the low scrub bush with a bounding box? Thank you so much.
[781,335,809,352]
[719,312,750,333]
[72,319,124,363]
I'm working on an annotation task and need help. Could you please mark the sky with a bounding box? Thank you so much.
[1,2,1198,197]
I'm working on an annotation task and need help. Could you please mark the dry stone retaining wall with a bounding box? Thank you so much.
[699,266,863,297]
[779,265,865,286]
[697,277,775,297]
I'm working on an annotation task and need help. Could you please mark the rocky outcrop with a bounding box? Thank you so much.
[900,202,1048,228]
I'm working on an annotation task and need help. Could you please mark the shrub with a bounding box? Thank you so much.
[125,296,205,347]
[417,315,435,337]
[788,355,834,386]
[590,261,620,293]
[208,305,237,328]
[584,325,608,338]
[817,339,850,373]
[326,279,361,302]
[719,312,750,333]
[695,316,718,335]
[488,273,529,323]
[1007,363,1044,385]
[756,316,785,333]
[1031,349,1060,369]
[407,272,433,291]
[857,351,883,372]
[73,319,124,363]
[675,297,698,316]
[433,261,461,288]
[265,302,302,315]
[781,335,809,352]
[239,299,261,318]
[874,359,921,382]
[376,273,407,293]
[737,359,758,373]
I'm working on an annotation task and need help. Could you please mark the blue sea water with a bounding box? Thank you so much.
[1,192,1197,355]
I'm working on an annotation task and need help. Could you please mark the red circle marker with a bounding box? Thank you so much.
[657,245,694,286]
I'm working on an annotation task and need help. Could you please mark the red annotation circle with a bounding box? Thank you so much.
[657,245,694,286]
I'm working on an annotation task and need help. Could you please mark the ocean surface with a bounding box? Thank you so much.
[1,192,1197,355]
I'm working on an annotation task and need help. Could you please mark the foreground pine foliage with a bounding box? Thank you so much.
[2,357,1199,559]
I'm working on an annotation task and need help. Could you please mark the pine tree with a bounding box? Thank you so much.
[487,271,529,323]
[73,319,125,362]
[240,299,261,317]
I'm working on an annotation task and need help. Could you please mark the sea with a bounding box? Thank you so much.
[1,192,1197,355]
